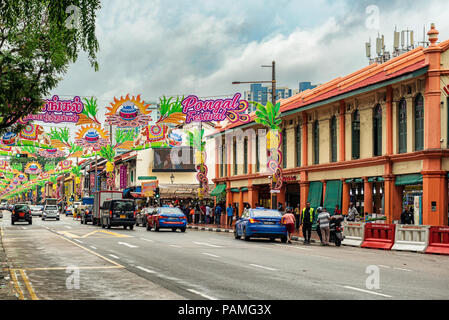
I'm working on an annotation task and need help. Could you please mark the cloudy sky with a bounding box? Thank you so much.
[54,0,449,109]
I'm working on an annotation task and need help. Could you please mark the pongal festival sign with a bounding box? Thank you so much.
[21,95,84,124]
[181,93,250,124]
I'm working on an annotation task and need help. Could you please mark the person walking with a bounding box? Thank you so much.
[205,203,211,224]
[189,206,195,224]
[226,203,234,228]
[318,207,331,246]
[294,204,301,230]
[195,204,201,225]
[200,203,206,224]
[300,202,314,244]
[315,207,323,244]
[347,203,359,222]
[215,204,222,225]
[281,209,296,243]
[278,202,284,213]
[400,207,408,225]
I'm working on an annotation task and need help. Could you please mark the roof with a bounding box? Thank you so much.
[211,40,449,136]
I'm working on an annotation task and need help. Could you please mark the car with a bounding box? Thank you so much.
[11,204,32,225]
[30,205,44,217]
[100,199,136,230]
[65,206,74,216]
[234,208,287,242]
[80,205,93,224]
[146,207,187,232]
[42,205,60,221]
[136,207,152,227]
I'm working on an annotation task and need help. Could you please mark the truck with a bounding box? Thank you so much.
[92,191,123,226]
[44,198,58,206]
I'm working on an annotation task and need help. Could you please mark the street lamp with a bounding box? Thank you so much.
[170,173,175,184]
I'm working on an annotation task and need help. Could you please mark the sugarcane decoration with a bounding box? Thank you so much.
[100,145,116,190]
[187,128,209,199]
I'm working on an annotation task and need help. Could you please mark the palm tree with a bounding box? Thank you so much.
[252,101,282,149]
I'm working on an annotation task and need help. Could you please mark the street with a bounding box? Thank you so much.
[1,210,449,300]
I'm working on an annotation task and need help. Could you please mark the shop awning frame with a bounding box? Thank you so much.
[210,184,226,196]
[395,174,422,186]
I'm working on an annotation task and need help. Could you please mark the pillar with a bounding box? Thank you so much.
[215,142,220,180]
[248,185,259,208]
[339,100,346,162]
[383,175,403,224]
[302,113,308,167]
[422,171,448,226]
[363,177,373,214]
[322,180,327,205]
[224,182,231,226]
[341,179,350,216]
[386,86,393,155]
[238,189,244,217]
[299,171,308,210]
[278,184,286,209]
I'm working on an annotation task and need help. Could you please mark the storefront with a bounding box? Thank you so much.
[397,174,423,224]
[284,176,300,209]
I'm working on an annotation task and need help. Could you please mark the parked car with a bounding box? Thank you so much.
[30,205,44,217]
[234,208,287,242]
[65,206,74,216]
[42,205,60,221]
[146,207,187,232]
[11,204,32,225]
[80,205,93,225]
[136,207,152,227]
[100,199,136,229]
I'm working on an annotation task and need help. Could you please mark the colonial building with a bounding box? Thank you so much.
[211,24,449,227]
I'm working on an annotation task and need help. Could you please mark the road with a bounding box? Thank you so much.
[1,210,449,300]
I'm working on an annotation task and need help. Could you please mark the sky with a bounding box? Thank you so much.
[53,0,449,110]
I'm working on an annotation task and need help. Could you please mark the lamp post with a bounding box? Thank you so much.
[232,61,278,209]
[170,173,175,184]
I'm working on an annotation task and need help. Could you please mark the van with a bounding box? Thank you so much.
[100,199,136,230]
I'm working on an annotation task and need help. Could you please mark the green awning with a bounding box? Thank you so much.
[323,180,342,215]
[231,188,240,193]
[395,174,422,186]
[345,178,363,183]
[307,181,323,210]
[240,187,248,192]
[210,184,226,196]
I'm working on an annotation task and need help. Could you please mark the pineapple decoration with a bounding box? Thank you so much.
[100,145,117,190]
[253,101,283,190]
[72,166,83,197]
[187,128,208,199]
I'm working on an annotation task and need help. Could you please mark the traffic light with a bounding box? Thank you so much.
[155,187,160,199]
[15,154,28,158]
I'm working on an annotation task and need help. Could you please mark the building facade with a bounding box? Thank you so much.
[212,25,449,227]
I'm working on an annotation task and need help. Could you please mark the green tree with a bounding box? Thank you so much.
[0,0,101,134]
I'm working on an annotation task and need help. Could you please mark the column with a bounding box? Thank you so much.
[248,185,259,209]
[302,113,308,167]
[363,177,373,215]
[238,189,244,217]
[383,175,402,224]
[386,86,393,155]
[278,185,286,209]
[299,171,308,210]
[215,141,220,179]
[339,100,346,162]
[224,182,231,226]
[422,171,448,226]
[341,179,350,216]
[322,180,327,206]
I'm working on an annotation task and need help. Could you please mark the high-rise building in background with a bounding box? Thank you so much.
[299,81,317,92]
[244,84,296,113]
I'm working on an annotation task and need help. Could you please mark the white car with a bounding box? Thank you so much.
[30,205,44,217]
[43,205,60,221]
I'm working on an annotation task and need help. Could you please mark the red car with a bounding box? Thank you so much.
[146,207,187,232]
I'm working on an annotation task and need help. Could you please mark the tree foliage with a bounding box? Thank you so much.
[0,0,101,134]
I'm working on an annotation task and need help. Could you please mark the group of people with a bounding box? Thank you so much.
[178,202,245,226]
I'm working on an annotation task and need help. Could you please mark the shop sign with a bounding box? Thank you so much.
[270,189,281,194]
[282,176,297,182]
[142,181,158,196]
[120,165,128,189]
[22,96,84,124]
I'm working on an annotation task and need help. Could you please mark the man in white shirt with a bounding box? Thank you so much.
[205,205,211,224]
[318,207,331,246]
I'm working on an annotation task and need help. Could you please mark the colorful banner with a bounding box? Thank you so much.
[21,96,84,124]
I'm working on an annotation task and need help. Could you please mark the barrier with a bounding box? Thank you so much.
[342,222,365,247]
[361,223,396,250]
[392,225,429,252]
[425,226,449,255]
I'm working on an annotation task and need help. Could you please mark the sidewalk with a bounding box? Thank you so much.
[187,223,320,243]
[0,228,19,300]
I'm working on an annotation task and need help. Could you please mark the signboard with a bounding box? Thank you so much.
[270,189,281,194]
[22,96,84,124]
[142,181,158,196]
[138,176,158,181]
[282,176,297,182]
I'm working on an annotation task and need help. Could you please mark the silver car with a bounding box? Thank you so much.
[42,205,60,221]
[30,205,44,217]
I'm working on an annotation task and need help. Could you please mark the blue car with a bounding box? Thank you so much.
[234,208,287,242]
[147,207,187,232]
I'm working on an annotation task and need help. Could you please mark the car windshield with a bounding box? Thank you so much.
[15,205,29,211]
[46,206,57,210]
[113,201,134,211]
[251,210,282,218]
[159,207,183,215]
[30,206,41,210]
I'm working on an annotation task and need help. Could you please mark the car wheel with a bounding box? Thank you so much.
[146,223,151,231]
[172,228,176,232]
[42,218,45,221]
[243,228,250,241]
[180,228,186,233]
[335,238,341,247]
[129,225,134,230]
[107,221,112,229]
[56,218,60,221]
[29,220,32,225]
[101,219,105,229]
[154,224,159,232]
[11,220,14,225]
[281,236,287,243]
[270,238,276,242]
[234,227,241,239]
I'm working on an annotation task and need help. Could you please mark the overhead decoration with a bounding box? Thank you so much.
[21,95,85,124]
[75,125,110,151]
[187,128,209,199]
[24,162,43,175]
[181,93,250,124]
[77,97,101,125]
[105,94,152,128]
[38,147,66,158]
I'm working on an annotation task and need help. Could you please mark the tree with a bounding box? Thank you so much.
[0,0,101,134]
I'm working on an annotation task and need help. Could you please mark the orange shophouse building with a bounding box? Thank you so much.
[211,24,449,227]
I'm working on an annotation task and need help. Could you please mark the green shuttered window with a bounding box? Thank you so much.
[323,180,342,215]
[352,110,360,160]
[373,104,382,156]
[414,94,424,151]
[307,181,323,209]
[296,125,301,167]
[398,98,407,154]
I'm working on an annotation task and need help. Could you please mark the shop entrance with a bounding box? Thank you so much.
[286,183,300,209]
[258,185,271,209]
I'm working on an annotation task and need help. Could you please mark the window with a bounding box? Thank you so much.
[398,98,407,153]
[220,140,225,177]
[414,93,424,151]
[256,133,260,172]
[373,104,382,156]
[313,120,319,164]
[243,137,248,174]
[233,137,237,175]
[296,125,301,167]
[330,116,337,162]
[352,110,360,159]
[282,129,287,168]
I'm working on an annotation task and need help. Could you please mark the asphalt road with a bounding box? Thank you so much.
[1,211,449,300]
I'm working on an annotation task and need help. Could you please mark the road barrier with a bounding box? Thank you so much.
[425,226,449,255]
[361,223,396,250]
[342,222,365,247]
[392,225,429,252]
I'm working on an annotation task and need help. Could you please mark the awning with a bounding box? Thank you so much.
[240,187,248,192]
[130,192,145,198]
[231,188,240,193]
[210,184,226,196]
[345,178,363,183]
[395,174,422,186]
[323,180,342,215]
[307,181,323,209]
[368,177,385,182]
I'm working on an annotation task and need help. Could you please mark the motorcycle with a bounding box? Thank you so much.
[329,216,345,247]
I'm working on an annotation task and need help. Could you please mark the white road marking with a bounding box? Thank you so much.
[170,245,182,248]
[193,241,223,248]
[118,242,138,248]
[22,227,27,230]
[90,246,97,250]
[187,289,217,300]
[249,264,278,271]
[64,226,72,229]
[378,265,391,269]
[140,238,154,242]
[394,267,412,272]
[201,253,220,258]
[108,254,120,259]
[274,244,312,251]
[73,239,83,244]
[136,266,156,274]
[341,285,392,298]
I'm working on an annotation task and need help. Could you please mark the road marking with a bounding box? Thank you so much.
[193,241,223,248]
[140,238,154,242]
[201,253,220,258]
[19,266,124,271]
[136,266,156,274]
[10,269,24,300]
[108,254,120,260]
[64,226,72,229]
[99,230,131,238]
[341,285,392,298]
[170,245,182,248]
[22,227,27,230]
[90,246,97,250]
[394,267,412,272]
[74,239,83,244]
[19,269,38,300]
[59,231,81,239]
[118,242,138,248]
[378,265,391,269]
[187,289,217,300]
[249,264,278,271]
[274,244,312,251]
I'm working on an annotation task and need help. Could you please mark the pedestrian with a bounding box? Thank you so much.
[318,207,331,246]
[189,206,195,224]
[300,202,314,244]
[226,203,233,227]
[294,204,301,230]
[278,202,284,212]
[334,204,341,216]
[205,203,211,224]
[408,207,415,225]
[232,204,238,221]
[347,202,359,222]
[215,204,222,225]
[195,204,201,224]
[315,207,323,244]
[281,209,296,244]
[200,203,206,224]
